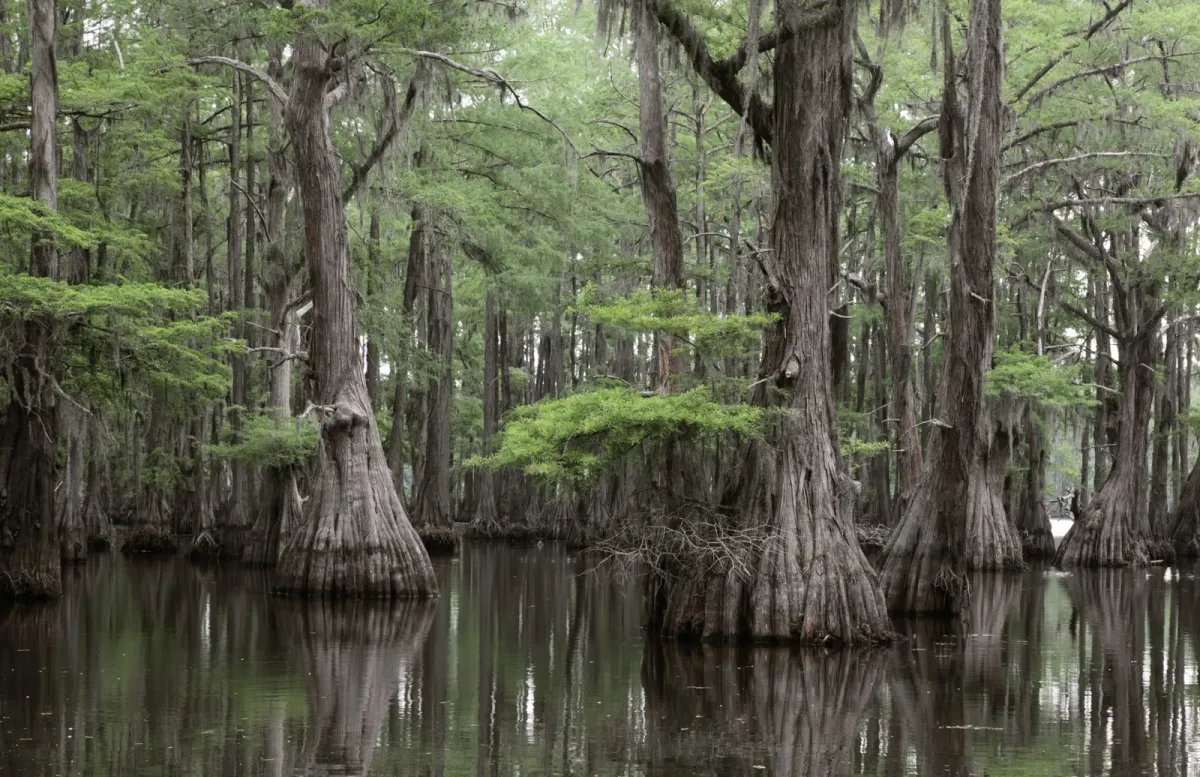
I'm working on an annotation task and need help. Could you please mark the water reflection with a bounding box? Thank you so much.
[5,548,1200,775]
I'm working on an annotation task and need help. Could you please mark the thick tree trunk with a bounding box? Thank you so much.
[411,231,458,553]
[1057,305,1158,566]
[1,0,62,600]
[275,6,437,597]
[877,0,1012,615]
[83,411,113,550]
[647,0,890,644]
[365,212,382,409]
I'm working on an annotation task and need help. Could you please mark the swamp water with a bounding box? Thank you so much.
[2,543,1200,776]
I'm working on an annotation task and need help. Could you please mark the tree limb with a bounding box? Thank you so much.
[187,56,287,105]
[1004,151,1167,188]
[343,68,423,202]
[1012,0,1135,102]
[415,50,577,153]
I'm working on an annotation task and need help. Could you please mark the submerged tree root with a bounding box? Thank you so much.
[121,528,179,556]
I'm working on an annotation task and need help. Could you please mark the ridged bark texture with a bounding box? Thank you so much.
[275,2,436,597]
[877,0,1006,614]
[1056,317,1157,566]
[963,404,1023,570]
[1016,405,1056,558]
[646,0,889,644]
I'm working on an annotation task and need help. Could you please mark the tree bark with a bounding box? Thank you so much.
[411,228,458,553]
[466,292,503,537]
[1016,404,1056,558]
[274,2,437,597]
[385,203,428,499]
[1,0,62,600]
[647,0,891,644]
[634,0,687,394]
[877,0,1014,616]
[243,42,302,568]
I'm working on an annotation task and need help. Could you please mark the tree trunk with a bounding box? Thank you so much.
[242,42,302,568]
[223,65,250,557]
[365,212,382,409]
[411,229,458,553]
[1016,404,1056,558]
[634,0,686,394]
[1056,296,1159,566]
[1,0,62,600]
[877,0,1012,615]
[647,0,891,644]
[466,292,503,537]
[275,3,437,597]
[1149,323,1178,550]
[385,203,428,499]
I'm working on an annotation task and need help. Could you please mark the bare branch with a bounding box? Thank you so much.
[186,56,287,105]
[415,50,577,154]
[1012,0,1135,102]
[344,68,423,202]
[1024,52,1200,108]
[1004,151,1167,188]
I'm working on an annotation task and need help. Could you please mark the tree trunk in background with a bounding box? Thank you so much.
[1093,279,1116,491]
[467,293,503,537]
[878,136,923,509]
[648,0,891,644]
[365,212,382,409]
[634,0,686,394]
[1017,404,1056,558]
[223,66,250,557]
[275,2,437,597]
[411,232,458,553]
[386,203,428,499]
[1,0,62,599]
[243,42,301,567]
[1057,287,1159,566]
[878,0,1012,615]
[1149,324,1178,550]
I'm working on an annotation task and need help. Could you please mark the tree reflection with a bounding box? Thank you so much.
[642,641,885,776]
[284,598,435,777]
[1062,569,1150,776]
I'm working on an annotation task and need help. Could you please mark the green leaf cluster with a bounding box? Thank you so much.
[986,346,1095,408]
[206,413,319,469]
[474,387,763,484]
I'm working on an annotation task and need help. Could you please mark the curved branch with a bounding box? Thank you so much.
[186,56,287,106]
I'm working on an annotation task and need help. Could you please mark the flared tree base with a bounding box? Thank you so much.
[416,526,460,555]
[877,478,965,616]
[274,389,437,598]
[1055,474,1148,567]
[0,538,62,601]
[121,528,179,556]
[186,530,222,560]
[647,432,893,646]
[60,526,87,563]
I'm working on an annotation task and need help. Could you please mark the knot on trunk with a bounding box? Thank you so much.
[321,402,367,431]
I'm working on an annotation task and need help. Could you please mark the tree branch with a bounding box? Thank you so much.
[186,56,287,105]
[1059,299,1123,342]
[1024,52,1200,108]
[1004,151,1167,188]
[1002,120,1079,152]
[415,50,577,154]
[895,116,940,158]
[343,69,423,202]
[1012,0,1135,102]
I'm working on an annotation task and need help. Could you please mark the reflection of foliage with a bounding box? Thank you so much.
[473,387,762,484]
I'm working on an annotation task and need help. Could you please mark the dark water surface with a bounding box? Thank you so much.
[2,544,1199,776]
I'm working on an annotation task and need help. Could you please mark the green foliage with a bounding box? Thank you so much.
[474,388,763,485]
[986,346,1095,408]
[207,413,319,468]
[577,287,778,359]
